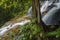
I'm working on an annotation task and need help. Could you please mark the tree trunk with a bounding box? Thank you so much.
[32,0,42,24]
[35,0,41,24]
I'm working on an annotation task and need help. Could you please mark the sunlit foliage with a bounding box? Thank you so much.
[0,0,31,27]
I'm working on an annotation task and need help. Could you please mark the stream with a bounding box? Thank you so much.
[0,19,31,36]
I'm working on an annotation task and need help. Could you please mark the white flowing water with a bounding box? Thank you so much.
[0,19,31,36]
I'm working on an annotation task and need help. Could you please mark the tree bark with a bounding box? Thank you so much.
[32,0,42,24]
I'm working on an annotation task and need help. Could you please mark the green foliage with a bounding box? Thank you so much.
[45,27,60,37]
[18,24,41,40]
[2,0,60,40]
[0,0,31,27]
[6,19,42,40]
